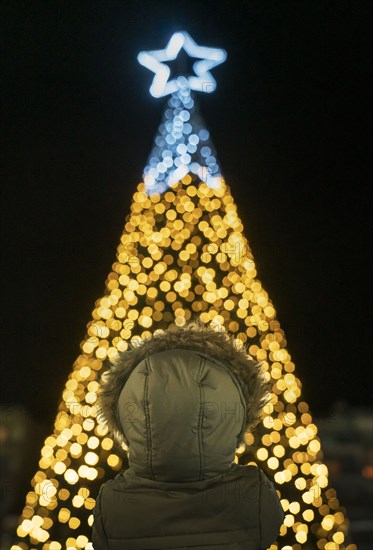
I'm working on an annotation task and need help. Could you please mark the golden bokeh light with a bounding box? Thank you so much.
[13,172,349,549]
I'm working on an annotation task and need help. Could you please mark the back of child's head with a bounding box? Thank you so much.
[97,320,270,477]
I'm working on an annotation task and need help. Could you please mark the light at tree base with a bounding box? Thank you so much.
[13,31,354,550]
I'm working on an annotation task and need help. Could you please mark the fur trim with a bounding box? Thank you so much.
[96,319,271,449]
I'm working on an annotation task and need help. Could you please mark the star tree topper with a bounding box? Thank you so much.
[137,31,227,98]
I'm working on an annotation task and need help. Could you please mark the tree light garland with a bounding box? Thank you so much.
[13,31,353,550]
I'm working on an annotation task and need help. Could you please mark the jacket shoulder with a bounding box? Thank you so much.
[95,472,126,498]
[228,462,261,479]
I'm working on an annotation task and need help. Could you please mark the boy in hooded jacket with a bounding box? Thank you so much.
[93,320,285,549]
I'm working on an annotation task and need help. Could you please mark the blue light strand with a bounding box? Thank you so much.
[143,80,223,196]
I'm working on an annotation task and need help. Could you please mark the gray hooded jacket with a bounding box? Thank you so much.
[93,324,284,549]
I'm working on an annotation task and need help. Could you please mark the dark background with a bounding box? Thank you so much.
[1,0,371,425]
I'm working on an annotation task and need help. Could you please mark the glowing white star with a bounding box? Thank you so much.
[137,31,227,98]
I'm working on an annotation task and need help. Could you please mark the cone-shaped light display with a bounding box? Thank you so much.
[13,31,352,550]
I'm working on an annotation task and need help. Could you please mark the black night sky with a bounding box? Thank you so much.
[2,1,371,425]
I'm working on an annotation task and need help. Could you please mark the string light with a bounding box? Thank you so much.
[143,83,223,195]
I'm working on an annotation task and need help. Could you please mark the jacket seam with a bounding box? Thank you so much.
[258,468,262,547]
[144,356,155,479]
[197,355,205,480]
[195,351,247,445]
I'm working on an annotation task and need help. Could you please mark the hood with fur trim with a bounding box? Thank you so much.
[96,321,270,482]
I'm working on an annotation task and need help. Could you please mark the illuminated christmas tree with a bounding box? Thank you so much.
[13,31,353,550]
